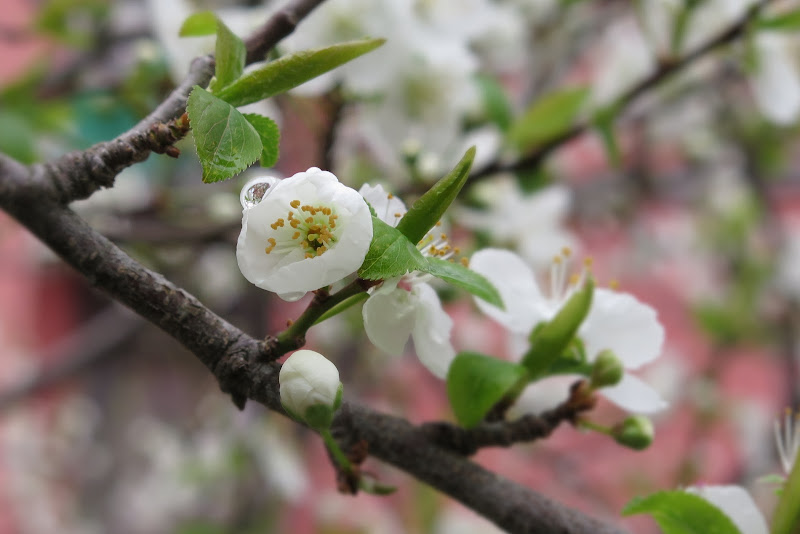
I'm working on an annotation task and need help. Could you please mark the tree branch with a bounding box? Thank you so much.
[470,0,772,182]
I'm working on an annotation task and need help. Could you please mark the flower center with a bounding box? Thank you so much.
[548,247,591,305]
[264,199,340,259]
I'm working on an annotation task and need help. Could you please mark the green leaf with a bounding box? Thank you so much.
[507,87,589,151]
[757,10,800,31]
[447,352,528,428]
[210,18,246,91]
[772,447,800,534]
[186,86,263,183]
[358,217,428,280]
[215,38,385,108]
[395,147,475,244]
[179,11,218,36]
[476,74,513,131]
[593,105,621,168]
[521,277,594,378]
[421,257,503,308]
[242,113,280,167]
[623,491,741,534]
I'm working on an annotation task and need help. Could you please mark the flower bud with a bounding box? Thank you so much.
[590,350,624,389]
[612,415,654,450]
[279,350,342,430]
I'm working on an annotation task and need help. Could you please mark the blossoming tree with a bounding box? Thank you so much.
[1,0,800,532]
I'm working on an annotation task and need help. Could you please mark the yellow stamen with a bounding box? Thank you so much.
[290,200,301,208]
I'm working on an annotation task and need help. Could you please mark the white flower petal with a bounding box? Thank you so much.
[469,248,548,334]
[600,373,667,414]
[358,183,407,227]
[579,288,664,369]
[279,350,340,415]
[363,281,416,356]
[751,34,800,125]
[688,485,769,534]
[237,168,373,300]
[411,283,456,378]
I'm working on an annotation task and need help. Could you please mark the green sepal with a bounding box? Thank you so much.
[612,416,654,451]
[447,351,528,428]
[186,86,262,183]
[215,38,385,108]
[304,404,334,431]
[179,11,218,36]
[209,18,246,91]
[421,257,503,308]
[506,87,589,152]
[592,105,621,168]
[521,277,594,378]
[771,447,800,534]
[395,146,475,244]
[242,113,280,167]
[358,217,428,280]
[333,383,343,411]
[623,490,742,534]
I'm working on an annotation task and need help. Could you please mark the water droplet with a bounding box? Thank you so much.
[240,176,280,209]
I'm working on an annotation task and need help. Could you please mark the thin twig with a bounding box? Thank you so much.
[470,0,773,183]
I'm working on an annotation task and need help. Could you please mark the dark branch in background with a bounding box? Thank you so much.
[0,0,627,531]
[0,304,146,410]
[470,0,772,183]
[244,0,325,64]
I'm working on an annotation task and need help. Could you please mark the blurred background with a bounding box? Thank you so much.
[2,0,800,532]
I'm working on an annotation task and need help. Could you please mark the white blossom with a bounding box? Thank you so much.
[687,485,769,534]
[359,184,456,378]
[279,350,342,420]
[470,248,667,413]
[236,168,373,301]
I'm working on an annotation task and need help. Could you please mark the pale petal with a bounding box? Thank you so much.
[600,373,667,414]
[688,486,769,534]
[507,375,578,418]
[412,283,456,378]
[751,34,800,125]
[363,281,416,356]
[579,288,664,369]
[236,168,373,299]
[358,183,407,227]
[469,248,548,334]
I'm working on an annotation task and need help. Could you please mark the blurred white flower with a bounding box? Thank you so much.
[236,168,373,301]
[359,184,456,378]
[279,350,342,426]
[470,248,667,413]
[459,177,576,270]
[687,485,769,534]
[749,32,800,125]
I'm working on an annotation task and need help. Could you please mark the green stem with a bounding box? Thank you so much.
[271,279,369,356]
[577,419,612,436]
[321,428,352,471]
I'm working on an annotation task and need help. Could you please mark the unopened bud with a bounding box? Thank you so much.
[590,350,624,389]
[279,350,342,430]
[613,415,654,450]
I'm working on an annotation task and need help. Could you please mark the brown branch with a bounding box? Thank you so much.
[420,380,596,456]
[470,0,772,183]
[244,0,327,64]
[16,0,328,206]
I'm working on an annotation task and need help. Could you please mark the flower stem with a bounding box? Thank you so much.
[270,279,371,357]
[321,428,352,471]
